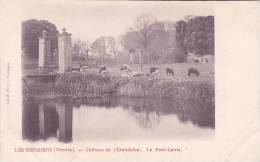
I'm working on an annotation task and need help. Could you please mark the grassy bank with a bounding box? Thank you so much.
[23,72,214,101]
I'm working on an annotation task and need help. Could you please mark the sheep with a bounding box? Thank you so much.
[101,70,110,75]
[150,67,159,74]
[166,68,174,76]
[120,64,129,71]
[188,68,200,77]
[153,69,160,75]
[80,66,88,72]
[99,65,106,73]
[152,69,160,79]
[132,71,145,77]
[120,65,132,77]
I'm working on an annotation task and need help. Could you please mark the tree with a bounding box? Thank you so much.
[147,21,172,64]
[22,19,59,58]
[91,36,112,65]
[72,39,90,60]
[174,20,188,62]
[182,16,214,56]
[107,37,117,64]
[121,29,141,51]
[120,14,156,64]
[122,19,182,64]
[134,13,156,51]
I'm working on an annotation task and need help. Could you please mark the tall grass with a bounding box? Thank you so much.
[54,72,121,97]
[117,77,214,100]
[23,72,214,101]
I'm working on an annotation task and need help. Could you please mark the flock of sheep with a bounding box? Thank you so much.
[94,64,200,78]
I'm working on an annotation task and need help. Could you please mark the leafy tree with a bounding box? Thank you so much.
[183,16,214,56]
[72,38,90,60]
[121,29,141,53]
[148,21,175,64]
[91,36,117,65]
[174,20,188,62]
[133,13,156,52]
[22,19,59,59]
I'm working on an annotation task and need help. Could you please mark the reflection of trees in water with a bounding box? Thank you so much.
[173,98,215,129]
[68,96,214,129]
[116,97,161,129]
[132,111,160,129]
[22,98,73,142]
[23,95,214,142]
[72,95,118,108]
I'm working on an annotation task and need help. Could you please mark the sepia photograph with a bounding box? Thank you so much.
[21,3,215,143]
[2,1,260,162]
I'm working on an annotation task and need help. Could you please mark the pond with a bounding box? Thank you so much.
[22,96,214,142]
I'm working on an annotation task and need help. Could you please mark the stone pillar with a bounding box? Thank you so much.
[39,103,46,138]
[58,28,72,72]
[39,30,51,67]
[57,102,73,142]
[39,103,59,139]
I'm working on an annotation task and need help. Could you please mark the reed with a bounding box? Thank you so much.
[23,72,214,101]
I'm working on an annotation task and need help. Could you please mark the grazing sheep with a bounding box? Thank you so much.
[188,68,200,77]
[120,64,129,70]
[150,67,159,74]
[101,70,110,75]
[166,68,174,76]
[152,69,160,79]
[99,65,106,73]
[194,60,199,63]
[153,69,160,75]
[132,71,145,77]
[72,67,80,73]
[80,66,88,72]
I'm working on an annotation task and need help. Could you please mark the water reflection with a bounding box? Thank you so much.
[72,96,214,129]
[23,96,214,142]
[23,98,73,142]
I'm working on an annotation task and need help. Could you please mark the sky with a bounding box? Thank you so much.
[23,2,213,43]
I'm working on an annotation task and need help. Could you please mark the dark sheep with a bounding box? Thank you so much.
[150,67,159,74]
[120,64,129,70]
[188,68,200,77]
[194,60,199,63]
[166,68,174,76]
[99,65,106,73]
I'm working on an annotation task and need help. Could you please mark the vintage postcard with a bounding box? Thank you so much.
[0,1,260,162]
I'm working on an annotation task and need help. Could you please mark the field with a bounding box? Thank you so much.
[23,63,214,100]
[92,63,214,83]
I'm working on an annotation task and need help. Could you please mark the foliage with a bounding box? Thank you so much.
[91,36,118,65]
[133,13,156,51]
[177,16,214,55]
[22,19,59,58]
[72,39,90,57]
[21,15,214,66]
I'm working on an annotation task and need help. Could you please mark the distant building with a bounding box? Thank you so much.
[202,54,214,63]
[187,53,201,63]
[187,52,214,63]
